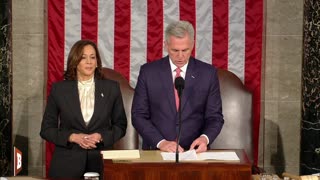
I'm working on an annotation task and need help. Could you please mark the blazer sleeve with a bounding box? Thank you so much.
[96,82,127,147]
[131,66,165,147]
[202,68,224,144]
[40,83,73,148]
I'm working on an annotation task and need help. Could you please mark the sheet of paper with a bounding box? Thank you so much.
[198,151,240,161]
[161,150,198,161]
[101,150,140,159]
[160,150,240,161]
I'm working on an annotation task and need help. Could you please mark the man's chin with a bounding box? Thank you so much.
[175,63,186,67]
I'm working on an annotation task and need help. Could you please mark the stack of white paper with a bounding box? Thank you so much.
[161,150,240,161]
[161,149,198,160]
[198,151,240,161]
[101,150,140,159]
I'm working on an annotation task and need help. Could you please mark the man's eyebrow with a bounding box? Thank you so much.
[171,48,189,51]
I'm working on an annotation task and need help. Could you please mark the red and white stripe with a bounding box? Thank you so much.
[47,0,263,174]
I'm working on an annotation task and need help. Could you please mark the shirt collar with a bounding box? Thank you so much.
[78,76,94,86]
[169,58,188,73]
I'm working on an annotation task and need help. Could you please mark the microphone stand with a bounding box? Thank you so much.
[176,88,182,163]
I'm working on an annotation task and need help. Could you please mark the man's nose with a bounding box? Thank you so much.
[177,51,183,58]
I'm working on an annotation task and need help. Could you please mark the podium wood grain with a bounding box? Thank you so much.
[103,149,252,180]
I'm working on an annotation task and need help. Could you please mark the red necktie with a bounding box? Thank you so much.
[174,68,181,110]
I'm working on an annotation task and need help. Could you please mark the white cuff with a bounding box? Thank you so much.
[157,139,165,148]
[201,134,209,145]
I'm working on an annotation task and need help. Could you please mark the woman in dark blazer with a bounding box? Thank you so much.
[40,40,127,178]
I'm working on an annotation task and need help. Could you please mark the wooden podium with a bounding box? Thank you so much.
[102,149,252,180]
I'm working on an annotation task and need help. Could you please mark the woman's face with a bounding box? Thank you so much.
[76,45,97,81]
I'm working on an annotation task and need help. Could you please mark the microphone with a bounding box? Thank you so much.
[174,76,185,163]
[174,77,185,98]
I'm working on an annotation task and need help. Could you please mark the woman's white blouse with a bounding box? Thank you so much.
[78,77,95,126]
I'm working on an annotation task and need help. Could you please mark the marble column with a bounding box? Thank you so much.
[301,0,320,175]
[0,0,12,176]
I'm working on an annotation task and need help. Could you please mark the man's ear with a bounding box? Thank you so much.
[164,41,168,52]
[190,41,194,50]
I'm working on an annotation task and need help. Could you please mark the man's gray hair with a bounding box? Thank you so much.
[165,20,194,43]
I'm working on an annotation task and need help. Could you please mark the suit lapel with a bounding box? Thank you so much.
[159,57,177,115]
[181,58,198,112]
[87,80,107,127]
[64,81,87,128]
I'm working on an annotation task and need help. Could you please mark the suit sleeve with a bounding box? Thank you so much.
[131,66,165,148]
[40,83,73,148]
[96,82,127,147]
[202,68,224,144]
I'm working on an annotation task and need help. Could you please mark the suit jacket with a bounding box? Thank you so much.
[40,79,127,178]
[132,56,224,150]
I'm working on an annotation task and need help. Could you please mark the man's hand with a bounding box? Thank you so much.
[190,136,208,153]
[158,140,184,153]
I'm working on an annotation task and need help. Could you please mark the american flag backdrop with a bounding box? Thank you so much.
[46,0,263,174]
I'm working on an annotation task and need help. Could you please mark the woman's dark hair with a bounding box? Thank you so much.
[64,40,104,80]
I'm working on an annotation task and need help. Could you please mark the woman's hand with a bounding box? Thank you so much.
[86,133,103,143]
[69,133,102,149]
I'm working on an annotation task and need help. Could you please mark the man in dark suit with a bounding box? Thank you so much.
[132,20,224,153]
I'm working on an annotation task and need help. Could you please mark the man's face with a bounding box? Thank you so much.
[165,33,194,68]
